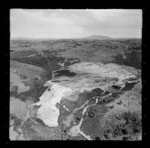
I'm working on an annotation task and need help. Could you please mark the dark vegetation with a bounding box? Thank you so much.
[111,85,121,90]
[10,114,17,120]
[10,89,18,98]
[87,109,96,118]
[10,79,47,103]
[10,85,18,94]
[98,92,123,105]
[21,119,39,140]
[81,86,124,105]
[54,69,77,77]
[102,111,141,140]
[33,117,46,126]
[11,50,64,71]
[10,49,66,81]
[117,39,141,51]
[82,88,104,102]
[17,80,47,103]
[91,88,104,95]
[10,38,141,70]
[95,137,101,140]
[122,82,137,91]
[11,39,141,52]
[86,105,108,119]
[10,49,38,58]
[115,51,141,69]
[14,118,22,127]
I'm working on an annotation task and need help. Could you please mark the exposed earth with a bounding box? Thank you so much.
[10,39,142,141]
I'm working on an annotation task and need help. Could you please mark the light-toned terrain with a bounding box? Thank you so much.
[30,62,141,140]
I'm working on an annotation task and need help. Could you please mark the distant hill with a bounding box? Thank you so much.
[83,35,112,40]
[11,36,112,41]
[82,35,141,40]
[11,35,141,41]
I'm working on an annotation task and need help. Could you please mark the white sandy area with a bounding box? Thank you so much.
[68,62,136,80]
[34,83,72,127]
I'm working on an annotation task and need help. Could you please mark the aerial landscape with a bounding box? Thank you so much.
[10,9,142,141]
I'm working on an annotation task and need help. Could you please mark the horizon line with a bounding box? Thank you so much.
[10,35,141,40]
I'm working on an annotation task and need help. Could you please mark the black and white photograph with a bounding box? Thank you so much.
[9,9,142,141]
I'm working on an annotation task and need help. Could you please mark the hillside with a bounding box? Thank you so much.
[10,38,142,141]
[84,35,112,40]
[10,38,141,69]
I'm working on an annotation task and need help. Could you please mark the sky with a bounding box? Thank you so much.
[10,9,142,39]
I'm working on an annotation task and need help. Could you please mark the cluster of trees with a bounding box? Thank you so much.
[11,50,64,71]
[11,39,141,52]
[102,111,141,140]
[11,49,38,58]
